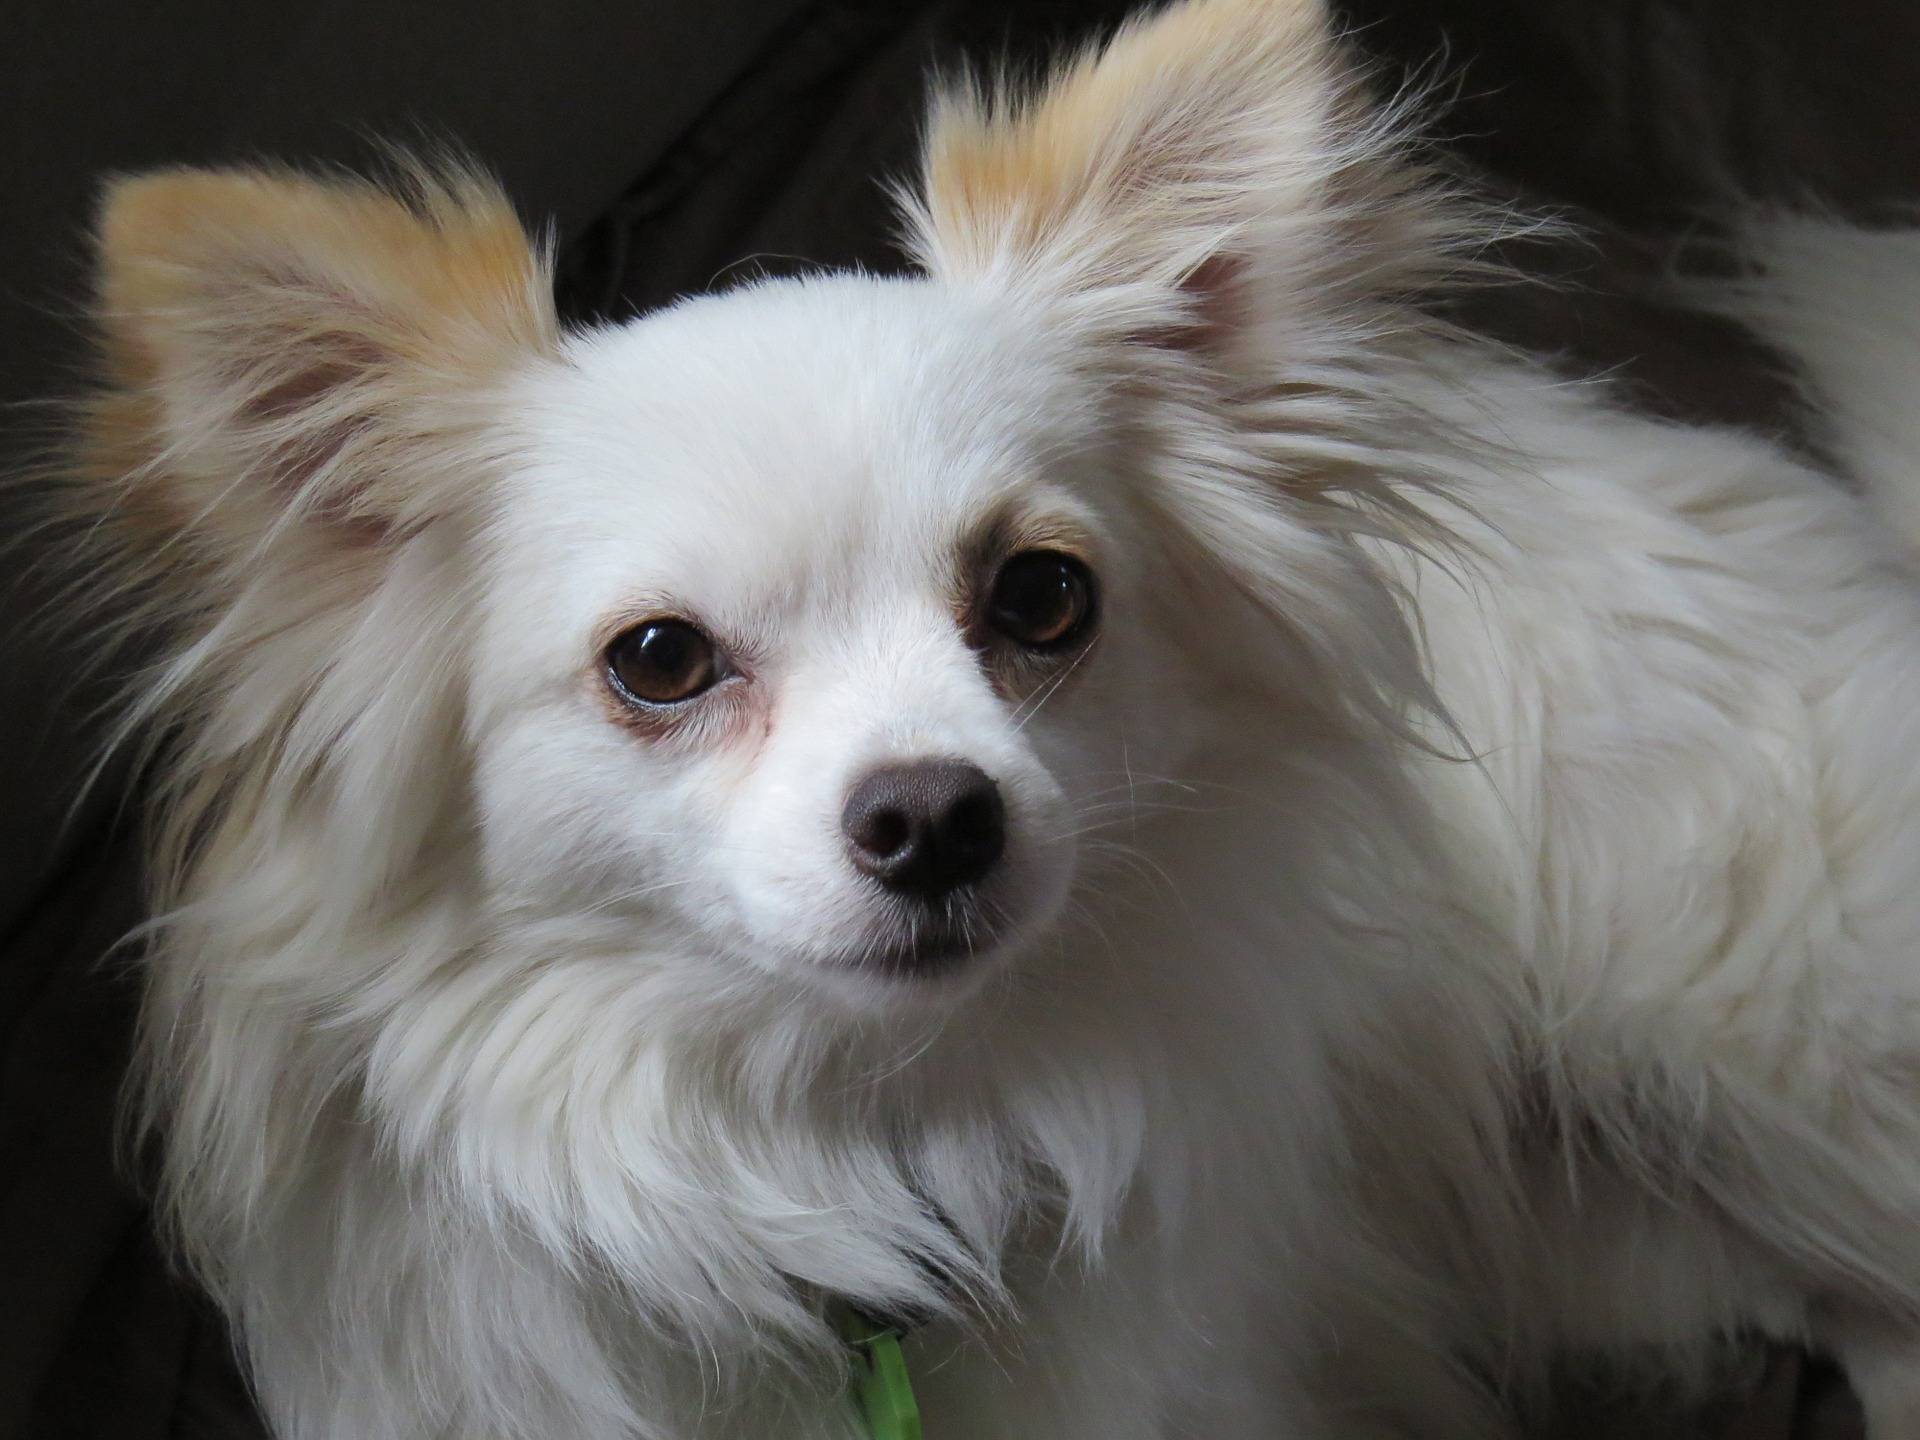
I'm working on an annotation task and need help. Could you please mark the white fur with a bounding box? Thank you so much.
[1722,217,1920,552]
[55,1,1920,1436]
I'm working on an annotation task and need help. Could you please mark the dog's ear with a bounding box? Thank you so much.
[90,162,557,554]
[907,0,1447,360]
[911,0,1471,739]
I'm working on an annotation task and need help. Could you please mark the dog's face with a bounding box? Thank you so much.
[471,276,1196,1005]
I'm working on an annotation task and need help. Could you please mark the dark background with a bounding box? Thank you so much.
[2,2,1915,1434]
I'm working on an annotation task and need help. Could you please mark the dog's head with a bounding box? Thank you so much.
[82,0,1459,1025]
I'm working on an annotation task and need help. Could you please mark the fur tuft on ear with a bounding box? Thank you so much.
[904,0,1469,356]
[47,160,562,951]
[91,159,558,551]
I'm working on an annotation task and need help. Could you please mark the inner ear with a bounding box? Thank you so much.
[222,320,394,524]
[1151,252,1251,354]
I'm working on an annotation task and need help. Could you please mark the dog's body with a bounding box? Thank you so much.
[1366,326,1920,1431]
[50,0,1920,1435]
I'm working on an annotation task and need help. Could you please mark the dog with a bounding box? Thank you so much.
[50,0,1920,1434]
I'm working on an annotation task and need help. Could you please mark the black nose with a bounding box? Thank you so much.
[842,760,1005,899]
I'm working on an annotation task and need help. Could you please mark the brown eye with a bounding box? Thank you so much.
[605,620,722,705]
[987,551,1097,651]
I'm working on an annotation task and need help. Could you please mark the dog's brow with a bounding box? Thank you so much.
[961,500,1097,576]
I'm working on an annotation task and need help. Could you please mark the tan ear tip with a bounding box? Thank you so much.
[98,169,248,262]
[97,167,348,272]
[97,172,175,253]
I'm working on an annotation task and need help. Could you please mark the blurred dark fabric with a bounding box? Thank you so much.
[0,2,1911,1434]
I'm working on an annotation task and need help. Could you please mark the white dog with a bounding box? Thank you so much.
[57,0,1920,1434]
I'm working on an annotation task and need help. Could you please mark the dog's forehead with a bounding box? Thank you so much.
[505,273,1095,616]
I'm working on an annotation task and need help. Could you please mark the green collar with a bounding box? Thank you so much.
[839,1309,921,1440]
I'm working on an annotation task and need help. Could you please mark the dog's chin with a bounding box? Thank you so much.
[770,907,1034,1013]
[845,924,998,981]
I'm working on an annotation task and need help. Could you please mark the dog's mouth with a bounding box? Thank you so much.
[859,929,983,979]
[832,899,1010,982]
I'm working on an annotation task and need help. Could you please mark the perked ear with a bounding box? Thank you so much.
[910,0,1477,742]
[906,0,1456,356]
[92,160,557,550]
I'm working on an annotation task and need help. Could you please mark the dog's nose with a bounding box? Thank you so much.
[842,760,1005,899]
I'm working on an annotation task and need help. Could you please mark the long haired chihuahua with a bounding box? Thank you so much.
[53,0,1920,1434]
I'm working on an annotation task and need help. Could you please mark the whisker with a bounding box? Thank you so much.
[1009,642,1095,734]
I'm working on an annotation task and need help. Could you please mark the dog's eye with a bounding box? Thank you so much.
[605,620,722,705]
[987,551,1097,650]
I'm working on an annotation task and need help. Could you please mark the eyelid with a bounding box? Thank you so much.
[595,626,756,744]
[980,520,1099,574]
[591,604,757,677]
